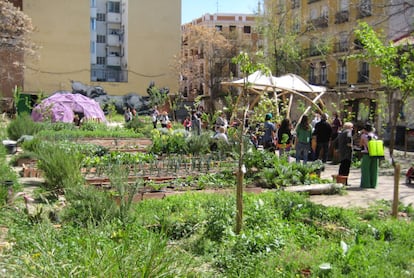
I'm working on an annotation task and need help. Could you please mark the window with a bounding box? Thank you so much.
[90,41,96,54]
[293,17,300,33]
[321,6,329,18]
[97,13,106,21]
[310,8,317,20]
[229,25,236,32]
[97,57,106,65]
[107,1,120,13]
[309,63,316,83]
[339,0,349,11]
[338,60,347,83]
[320,62,327,84]
[358,61,369,82]
[358,0,372,17]
[90,18,96,31]
[215,25,223,31]
[97,35,106,43]
[243,26,251,34]
[339,32,348,52]
[292,0,300,9]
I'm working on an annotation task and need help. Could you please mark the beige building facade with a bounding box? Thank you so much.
[21,0,180,96]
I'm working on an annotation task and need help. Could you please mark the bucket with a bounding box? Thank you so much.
[336,175,348,185]
[2,140,17,154]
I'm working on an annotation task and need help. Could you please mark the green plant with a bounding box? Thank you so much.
[34,143,83,196]
[124,115,145,132]
[6,113,44,140]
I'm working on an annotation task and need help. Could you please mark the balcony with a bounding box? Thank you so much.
[91,69,128,82]
[334,10,349,24]
[107,55,121,66]
[357,71,370,83]
[107,34,120,46]
[107,12,121,23]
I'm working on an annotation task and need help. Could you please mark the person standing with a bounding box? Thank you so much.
[295,115,312,164]
[183,115,192,131]
[337,122,354,181]
[312,113,332,163]
[277,118,293,157]
[124,107,132,123]
[215,111,228,133]
[359,123,379,188]
[311,112,321,130]
[329,111,343,161]
[159,111,169,128]
[263,113,276,151]
[191,110,202,135]
[151,106,159,129]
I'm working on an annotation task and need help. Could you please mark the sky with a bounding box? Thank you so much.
[182,0,260,24]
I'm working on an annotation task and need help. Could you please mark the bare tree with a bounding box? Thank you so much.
[0,0,36,97]
[180,25,232,111]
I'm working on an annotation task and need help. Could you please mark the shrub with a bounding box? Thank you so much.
[6,113,44,140]
[124,116,146,132]
[34,143,83,195]
[61,183,117,227]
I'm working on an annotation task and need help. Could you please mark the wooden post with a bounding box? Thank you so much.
[392,163,400,218]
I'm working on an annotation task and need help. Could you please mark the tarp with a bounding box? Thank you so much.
[31,92,106,123]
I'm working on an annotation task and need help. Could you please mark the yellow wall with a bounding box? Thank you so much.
[23,0,180,96]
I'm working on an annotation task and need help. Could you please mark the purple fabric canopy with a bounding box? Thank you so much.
[31,92,106,123]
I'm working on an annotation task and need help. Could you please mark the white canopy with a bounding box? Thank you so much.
[222,71,326,93]
[273,73,326,93]
[221,71,327,119]
[221,70,280,92]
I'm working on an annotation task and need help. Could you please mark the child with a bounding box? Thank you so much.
[183,116,192,131]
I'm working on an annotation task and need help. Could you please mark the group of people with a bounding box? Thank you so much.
[151,106,172,129]
[262,111,380,188]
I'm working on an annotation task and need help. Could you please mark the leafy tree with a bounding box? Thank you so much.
[353,22,414,217]
[257,0,303,76]
[353,22,414,159]
[231,51,270,234]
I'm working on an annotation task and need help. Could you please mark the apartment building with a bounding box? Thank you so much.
[4,0,180,97]
[264,0,413,124]
[180,13,261,102]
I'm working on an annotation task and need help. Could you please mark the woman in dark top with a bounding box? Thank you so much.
[277,118,292,157]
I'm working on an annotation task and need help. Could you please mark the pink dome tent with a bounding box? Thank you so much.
[31,92,106,123]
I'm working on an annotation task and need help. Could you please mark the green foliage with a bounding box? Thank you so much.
[61,184,117,227]
[149,128,189,154]
[6,113,44,140]
[2,191,414,277]
[244,150,326,188]
[148,86,169,108]
[124,115,146,133]
[0,145,19,205]
[34,143,84,195]
[185,132,214,155]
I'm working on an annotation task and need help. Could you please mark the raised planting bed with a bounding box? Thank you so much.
[75,138,152,152]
